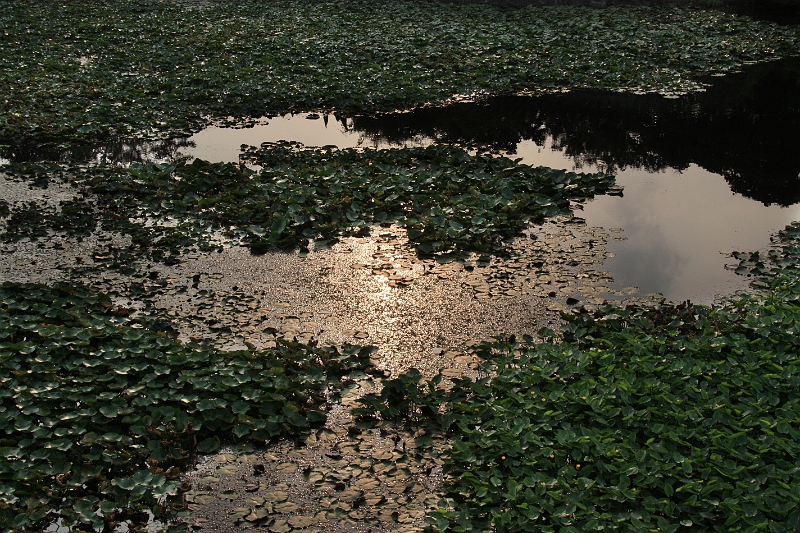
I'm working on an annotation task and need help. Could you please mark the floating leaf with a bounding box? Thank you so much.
[273,501,299,513]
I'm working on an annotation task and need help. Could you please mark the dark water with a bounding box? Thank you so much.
[346,57,800,207]
[722,0,800,25]
[3,58,800,303]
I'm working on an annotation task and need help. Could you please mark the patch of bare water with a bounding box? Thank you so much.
[577,164,800,304]
[184,114,429,164]
[174,114,792,305]
[513,140,800,303]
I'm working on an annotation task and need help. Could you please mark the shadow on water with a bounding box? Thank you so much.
[347,57,800,207]
[720,0,800,25]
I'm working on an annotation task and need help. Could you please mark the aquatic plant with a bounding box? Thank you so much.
[2,0,799,147]
[0,144,615,260]
[358,222,800,533]
[0,282,376,531]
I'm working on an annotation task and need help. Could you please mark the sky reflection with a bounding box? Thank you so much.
[187,115,428,163]
[177,108,800,305]
[574,165,800,303]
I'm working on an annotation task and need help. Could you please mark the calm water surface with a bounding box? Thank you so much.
[7,60,797,305]
[177,56,800,305]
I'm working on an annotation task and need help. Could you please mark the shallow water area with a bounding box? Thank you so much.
[186,114,431,164]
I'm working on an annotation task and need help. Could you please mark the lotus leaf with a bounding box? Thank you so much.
[2,1,799,151]
[1,145,614,261]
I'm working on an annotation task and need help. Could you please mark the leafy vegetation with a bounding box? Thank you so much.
[0,144,614,258]
[3,1,800,531]
[3,0,799,148]
[731,223,800,288]
[358,221,800,533]
[0,282,376,531]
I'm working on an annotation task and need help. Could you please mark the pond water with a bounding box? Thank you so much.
[170,57,800,304]
[5,58,798,305]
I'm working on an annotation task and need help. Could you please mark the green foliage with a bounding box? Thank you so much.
[2,0,799,146]
[354,368,448,422]
[0,144,614,259]
[733,222,800,291]
[398,223,800,532]
[0,282,375,531]
[438,308,799,532]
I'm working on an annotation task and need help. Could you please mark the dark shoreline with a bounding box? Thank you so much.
[436,0,800,26]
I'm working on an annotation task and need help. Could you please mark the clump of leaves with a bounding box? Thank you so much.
[396,222,800,533]
[0,144,614,260]
[0,282,375,531]
[353,368,448,422]
[3,0,800,147]
[428,311,800,531]
[733,221,800,291]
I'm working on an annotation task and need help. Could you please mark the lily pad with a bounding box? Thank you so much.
[371,450,394,461]
[263,490,289,503]
[353,477,381,491]
[273,501,299,514]
[288,515,317,528]
[245,508,272,522]
[269,519,291,533]
[338,489,363,502]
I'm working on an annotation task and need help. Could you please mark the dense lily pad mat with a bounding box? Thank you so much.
[358,222,800,533]
[0,282,375,531]
[3,0,800,148]
[0,144,614,259]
